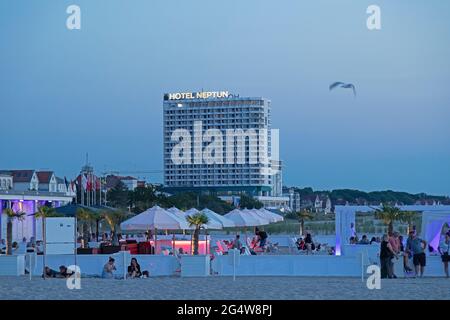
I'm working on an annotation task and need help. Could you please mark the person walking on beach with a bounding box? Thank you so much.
[102,257,116,279]
[406,231,427,278]
[438,232,450,278]
[380,234,397,279]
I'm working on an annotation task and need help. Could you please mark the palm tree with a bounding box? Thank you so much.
[400,210,419,234]
[186,212,209,255]
[102,210,129,246]
[3,208,26,255]
[34,205,56,277]
[296,209,313,237]
[76,208,94,248]
[374,204,403,235]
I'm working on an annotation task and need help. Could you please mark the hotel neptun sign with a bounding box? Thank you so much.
[164,91,231,101]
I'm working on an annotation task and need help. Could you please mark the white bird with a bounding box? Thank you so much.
[329,82,356,97]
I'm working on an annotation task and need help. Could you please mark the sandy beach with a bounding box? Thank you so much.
[1,275,449,300]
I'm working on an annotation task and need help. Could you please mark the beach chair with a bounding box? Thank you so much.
[216,241,227,254]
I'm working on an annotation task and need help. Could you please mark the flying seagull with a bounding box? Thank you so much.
[329,82,356,97]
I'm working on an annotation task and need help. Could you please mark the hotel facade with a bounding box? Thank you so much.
[163,90,286,205]
[0,170,75,242]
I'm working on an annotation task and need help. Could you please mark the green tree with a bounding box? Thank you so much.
[3,208,26,255]
[107,181,130,209]
[129,185,158,213]
[239,194,263,209]
[186,212,209,255]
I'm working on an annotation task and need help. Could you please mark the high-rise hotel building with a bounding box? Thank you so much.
[163,90,282,197]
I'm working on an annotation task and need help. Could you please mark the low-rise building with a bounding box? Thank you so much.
[0,169,75,242]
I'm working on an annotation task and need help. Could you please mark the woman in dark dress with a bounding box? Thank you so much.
[127,258,142,278]
[380,234,396,279]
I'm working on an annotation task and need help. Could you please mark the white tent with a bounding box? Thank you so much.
[183,208,223,230]
[167,207,186,220]
[255,208,284,223]
[421,209,450,251]
[334,205,450,255]
[120,205,190,231]
[184,208,200,216]
[224,209,267,227]
[242,208,271,225]
[201,208,235,228]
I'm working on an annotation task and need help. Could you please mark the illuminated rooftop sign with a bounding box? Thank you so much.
[164,91,230,100]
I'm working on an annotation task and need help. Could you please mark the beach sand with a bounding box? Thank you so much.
[1,275,449,300]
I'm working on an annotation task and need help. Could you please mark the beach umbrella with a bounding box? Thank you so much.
[224,209,264,227]
[224,209,268,245]
[184,208,200,216]
[120,206,190,254]
[241,209,271,226]
[120,206,190,230]
[255,208,284,223]
[201,208,235,228]
[167,207,186,220]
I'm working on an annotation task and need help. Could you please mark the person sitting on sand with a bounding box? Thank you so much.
[56,265,73,278]
[127,258,142,278]
[102,257,116,279]
[43,266,58,278]
[304,233,315,254]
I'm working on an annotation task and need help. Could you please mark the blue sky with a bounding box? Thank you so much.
[0,0,449,195]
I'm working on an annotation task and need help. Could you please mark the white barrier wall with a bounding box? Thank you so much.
[29,253,179,277]
[211,254,447,277]
[212,255,362,277]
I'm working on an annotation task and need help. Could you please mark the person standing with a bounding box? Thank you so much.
[406,231,427,278]
[398,235,413,273]
[380,234,397,279]
[231,234,242,250]
[389,232,401,278]
[438,232,450,278]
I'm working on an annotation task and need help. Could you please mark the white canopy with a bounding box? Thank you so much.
[255,208,284,223]
[183,208,223,230]
[167,207,186,220]
[120,205,190,231]
[184,208,200,216]
[224,209,268,227]
[201,208,235,228]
